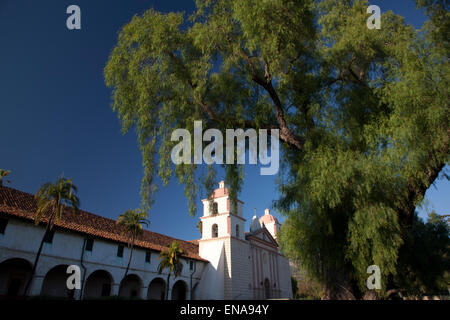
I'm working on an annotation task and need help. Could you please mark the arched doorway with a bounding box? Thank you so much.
[83,270,113,299]
[171,280,187,300]
[147,277,166,300]
[264,278,270,299]
[119,274,142,299]
[41,265,74,299]
[0,258,32,298]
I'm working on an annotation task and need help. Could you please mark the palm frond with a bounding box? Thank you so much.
[116,208,150,247]
[34,177,80,226]
[157,241,185,277]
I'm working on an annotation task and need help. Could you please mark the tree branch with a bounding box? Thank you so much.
[397,130,449,227]
[168,48,305,151]
[240,50,305,151]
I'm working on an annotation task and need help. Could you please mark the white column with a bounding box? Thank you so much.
[111,283,120,296]
[74,288,82,300]
[140,286,148,300]
[28,274,45,296]
[167,286,172,300]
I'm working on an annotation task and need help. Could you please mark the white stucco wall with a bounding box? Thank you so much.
[196,240,225,300]
[229,215,245,240]
[0,217,205,299]
[227,237,253,300]
[201,214,228,240]
[277,254,294,299]
[202,197,228,216]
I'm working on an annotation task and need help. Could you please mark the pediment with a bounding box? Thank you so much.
[245,226,278,247]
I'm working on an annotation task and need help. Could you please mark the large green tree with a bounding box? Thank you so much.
[105,0,449,298]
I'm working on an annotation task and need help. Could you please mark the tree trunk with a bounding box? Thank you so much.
[398,128,448,227]
[118,234,135,298]
[323,284,357,300]
[362,290,378,300]
[397,161,446,228]
[23,218,53,298]
[166,274,171,300]
[125,242,134,278]
[322,267,359,300]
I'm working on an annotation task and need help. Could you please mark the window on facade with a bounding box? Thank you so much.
[190,260,194,270]
[212,202,218,215]
[117,244,124,258]
[0,217,8,234]
[85,238,94,251]
[43,229,55,244]
[145,250,151,263]
[236,224,240,238]
[212,224,218,238]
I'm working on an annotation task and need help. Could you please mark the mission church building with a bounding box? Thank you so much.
[0,181,292,300]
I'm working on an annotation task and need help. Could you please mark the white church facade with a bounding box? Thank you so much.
[0,181,292,300]
[196,181,292,299]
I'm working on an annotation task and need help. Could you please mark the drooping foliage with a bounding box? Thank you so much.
[105,0,449,298]
[0,169,11,186]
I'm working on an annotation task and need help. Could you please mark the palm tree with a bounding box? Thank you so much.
[116,208,149,295]
[23,177,79,297]
[157,241,184,300]
[0,169,11,186]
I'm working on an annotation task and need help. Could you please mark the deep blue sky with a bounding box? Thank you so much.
[0,0,448,241]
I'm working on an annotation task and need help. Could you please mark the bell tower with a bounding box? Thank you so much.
[199,181,245,240]
[196,180,252,300]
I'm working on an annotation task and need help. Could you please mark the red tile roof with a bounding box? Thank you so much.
[202,186,244,204]
[259,213,279,225]
[0,185,208,262]
[211,186,229,198]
